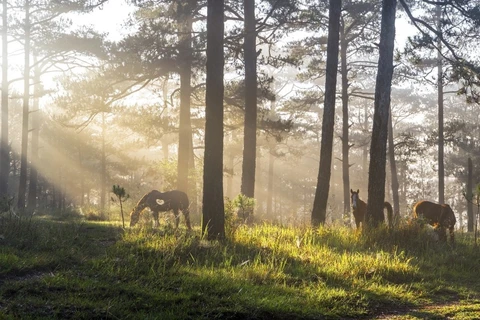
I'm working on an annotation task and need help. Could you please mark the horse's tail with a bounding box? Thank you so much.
[384,202,393,229]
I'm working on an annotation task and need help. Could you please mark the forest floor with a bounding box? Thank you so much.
[1,213,479,319]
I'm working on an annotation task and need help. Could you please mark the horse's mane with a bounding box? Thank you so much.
[132,190,162,213]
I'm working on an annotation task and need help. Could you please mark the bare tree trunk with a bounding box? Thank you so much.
[388,106,400,219]
[18,0,31,211]
[226,134,234,199]
[340,19,351,219]
[100,112,106,212]
[437,5,445,204]
[366,0,396,227]
[311,0,341,227]
[79,150,84,206]
[27,55,40,212]
[267,150,274,217]
[177,0,195,194]
[0,0,9,198]
[162,140,169,160]
[202,0,225,240]
[363,104,369,184]
[467,157,473,232]
[240,0,258,215]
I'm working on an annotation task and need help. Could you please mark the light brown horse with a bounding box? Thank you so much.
[350,189,393,229]
[129,190,192,229]
[413,200,456,242]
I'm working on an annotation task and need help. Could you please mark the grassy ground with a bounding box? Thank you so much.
[0,213,479,319]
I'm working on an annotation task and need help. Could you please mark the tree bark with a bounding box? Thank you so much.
[240,0,257,212]
[267,150,274,217]
[340,19,351,219]
[387,106,400,220]
[177,0,195,194]
[366,0,397,227]
[202,0,225,240]
[27,55,40,212]
[467,157,473,232]
[0,0,9,198]
[436,5,445,204]
[100,112,106,212]
[311,0,341,227]
[18,0,31,211]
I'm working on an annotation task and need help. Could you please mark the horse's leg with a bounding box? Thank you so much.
[183,208,192,230]
[173,208,180,229]
[449,226,455,243]
[152,210,159,228]
[438,227,447,241]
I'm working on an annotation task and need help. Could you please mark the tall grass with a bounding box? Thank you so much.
[1,214,479,319]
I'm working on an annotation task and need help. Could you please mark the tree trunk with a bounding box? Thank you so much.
[467,157,473,232]
[177,1,194,194]
[226,134,234,199]
[0,0,9,198]
[363,104,369,184]
[267,150,274,217]
[388,106,400,219]
[240,0,257,213]
[436,5,445,204]
[340,19,351,219]
[366,0,397,227]
[27,55,40,212]
[18,0,31,211]
[311,0,341,227]
[100,112,106,212]
[202,0,225,240]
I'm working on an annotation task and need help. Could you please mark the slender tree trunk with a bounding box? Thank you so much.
[79,150,84,206]
[226,134,234,199]
[340,19,351,218]
[188,131,198,216]
[387,106,400,219]
[366,0,396,227]
[0,0,9,198]
[202,0,225,240]
[18,0,31,210]
[363,104,369,184]
[240,0,257,212]
[100,112,106,212]
[267,149,274,217]
[467,157,473,232]
[311,0,341,227]
[177,1,194,194]
[162,140,169,160]
[436,5,445,204]
[27,55,40,212]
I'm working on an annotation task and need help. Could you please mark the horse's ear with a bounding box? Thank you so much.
[357,189,359,193]
[350,189,353,193]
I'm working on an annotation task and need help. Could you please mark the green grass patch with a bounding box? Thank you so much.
[1,216,480,319]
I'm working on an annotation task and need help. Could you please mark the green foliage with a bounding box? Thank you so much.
[232,194,256,223]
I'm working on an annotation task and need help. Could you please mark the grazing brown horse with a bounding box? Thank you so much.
[413,200,456,242]
[350,189,393,229]
[129,190,192,229]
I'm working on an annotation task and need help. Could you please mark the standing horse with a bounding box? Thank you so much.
[413,200,456,243]
[350,189,393,229]
[129,190,192,229]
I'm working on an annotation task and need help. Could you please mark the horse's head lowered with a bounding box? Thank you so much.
[350,189,360,210]
[130,208,141,227]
